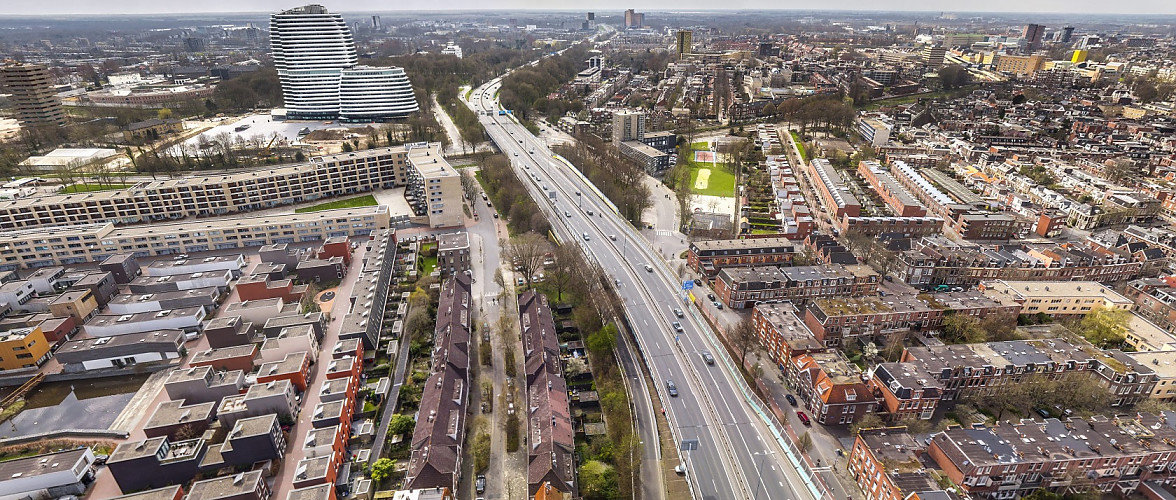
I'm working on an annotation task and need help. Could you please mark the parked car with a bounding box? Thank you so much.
[707,293,715,301]
[701,351,714,365]
[1035,408,1051,419]
[666,380,679,397]
[797,411,811,425]
[476,475,486,494]
[713,301,723,310]
[785,394,797,407]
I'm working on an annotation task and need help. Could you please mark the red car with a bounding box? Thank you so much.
[797,411,811,426]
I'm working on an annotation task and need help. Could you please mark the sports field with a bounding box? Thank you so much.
[684,141,735,197]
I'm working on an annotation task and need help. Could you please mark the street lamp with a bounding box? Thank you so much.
[752,450,777,500]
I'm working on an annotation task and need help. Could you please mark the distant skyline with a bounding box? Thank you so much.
[4,0,1176,16]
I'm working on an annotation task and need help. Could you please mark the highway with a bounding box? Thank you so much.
[467,75,826,500]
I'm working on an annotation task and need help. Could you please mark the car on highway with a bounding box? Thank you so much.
[797,411,811,425]
[644,264,653,272]
[609,234,617,241]
[476,475,486,494]
[672,322,683,332]
[586,209,594,215]
[701,351,714,365]
[582,233,590,241]
[673,308,683,318]
[785,394,797,407]
[666,380,679,397]
[565,211,572,217]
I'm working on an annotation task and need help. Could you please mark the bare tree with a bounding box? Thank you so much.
[460,170,480,204]
[506,232,550,290]
[729,317,758,367]
[547,243,579,301]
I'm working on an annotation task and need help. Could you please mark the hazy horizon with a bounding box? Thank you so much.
[3,1,1176,17]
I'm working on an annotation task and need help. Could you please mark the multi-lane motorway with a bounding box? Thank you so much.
[467,76,826,500]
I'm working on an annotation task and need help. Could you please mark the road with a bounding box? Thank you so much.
[469,77,823,500]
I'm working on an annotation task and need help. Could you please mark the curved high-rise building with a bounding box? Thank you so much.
[339,66,419,121]
[271,4,416,121]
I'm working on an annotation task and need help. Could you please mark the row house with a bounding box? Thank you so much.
[518,290,576,495]
[405,275,472,492]
[848,428,951,500]
[927,414,1176,498]
[686,237,798,277]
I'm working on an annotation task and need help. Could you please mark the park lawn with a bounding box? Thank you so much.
[790,131,808,161]
[295,194,378,213]
[689,141,710,150]
[60,183,132,194]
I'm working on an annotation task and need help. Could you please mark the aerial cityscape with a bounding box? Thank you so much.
[0,4,1175,500]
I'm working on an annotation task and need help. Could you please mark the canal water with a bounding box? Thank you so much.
[0,375,148,439]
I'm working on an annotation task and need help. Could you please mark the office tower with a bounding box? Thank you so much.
[1023,23,1045,51]
[676,31,693,57]
[612,110,645,144]
[372,15,381,30]
[271,4,417,121]
[921,45,946,67]
[0,63,66,128]
[587,12,594,20]
[1061,26,1074,44]
[623,9,643,29]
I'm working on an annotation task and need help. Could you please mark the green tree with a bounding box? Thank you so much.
[849,413,884,435]
[388,414,415,436]
[587,324,618,356]
[579,460,620,500]
[1074,307,1130,348]
[942,314,987,344]
[369,458,395,483]
[157,108,173,120]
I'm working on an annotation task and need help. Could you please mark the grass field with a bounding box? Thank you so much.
[682,141,736,197]
[60,183,133,193]
[295,194,378,213]
[790,131,808,161]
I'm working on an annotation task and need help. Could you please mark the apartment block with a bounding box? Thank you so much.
[787,351,876,425]
[805,295,944,346]
[848,428,943,500]
[145,255,245,277]
[205,316,259,349]
[979,280,1133,317]
[0,143,463,231]
[714,264,878,309]
[68,271,118,308]
[0,207,390,271]
[85,306,207,337]
[0,448,95,500]
[164,366,246,405]
[55,329,184,372]
[128,271,232,294]
[217,379,297,429]
[106,287,221,315]
[142,399,216,440]
[99,253,141,284]
[257,351,312,391]
[750,302,823,365]
[687,237,798,276]
[857,117,892,147]
[107,437,207,493]
[264,313,326,342]
[236,275,307,303]
[186,469,271,500]
[0,326,52,371]
[259,325,320,365]
[204,414,287,472]
[223,298,296,329]
[868,362,944,421]
[436,232,470,277]
[189,344,259,374]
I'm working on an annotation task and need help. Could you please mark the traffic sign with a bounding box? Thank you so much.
[680,439,700,451]
[683,281,694,290]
